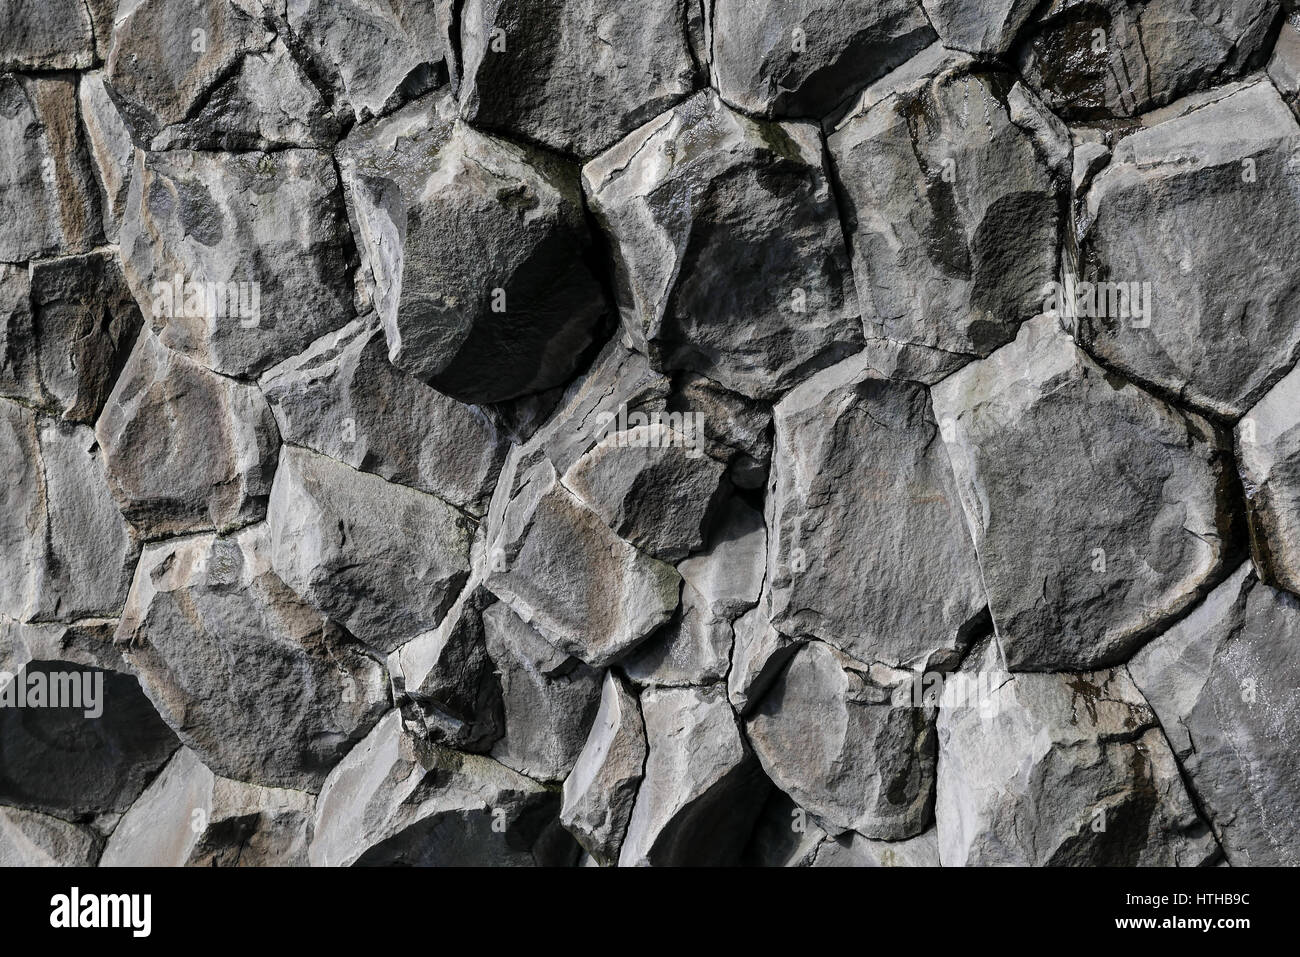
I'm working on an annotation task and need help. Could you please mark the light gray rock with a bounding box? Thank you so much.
[919,0,1040,56]
[583,91,862,400]
[746,641,936,840]
[0,74,104,262]
[1269,14,1300,118]
[96,334,280,539]
[78,71,136,243]
[486,458,681,668]
[1238,363,1300,595]
[101,747,315,866]
[261,318,508,516]
[619,684,767,866]
[560,671,646,867]
[286,0,453,123]
[811,828,940,867]
[458,0,699,160]
[267,445,474,654]
[482,601,602,783]
[0,806,101,867]
[388,584,503,752]
[116,524,389,790]
[339,94,608,404]
[937,640,1218,866]
[728,606,800,716]
[119,147,355,378]
[0,0,102,71]
[766,352,987,671]
[1,402,139,624]
[0,252,143,424]
[309,710,573,867]
[827,48,1063,369]
[1019,0,1279,120]
[709,0,935,119]
[931,315,1240,670]
[1129,563,1300,865]
[1075,78,1300,419]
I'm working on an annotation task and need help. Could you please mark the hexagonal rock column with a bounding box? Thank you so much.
[338,94,609,404]
[936,640,1218,866]
[931,315,1241,670]
[765,351,987,672]
[1237,363,1300,596]
[1075,78,1300,420]
[95,334,280,540]
[118,147,355,378]
[458,0,701,160]
[583,90,862,401]
[707,0,934,120]
[116,524,389,791]
[827,46,1063,377]
[1129,562,1300,865]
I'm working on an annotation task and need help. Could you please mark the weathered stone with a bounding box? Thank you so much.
[0,74,103,262]
[486,458,681,667]
[827,48,1063,368]
[1019,0,1279,120]
[937,640,1218,866]
[96,334,280,539]
[388,584,503,752]
[0,0,101,71]
[1,402,139,623]
[747,641,936,840]
[78,71,136,244]
[119,147,355,378]
[709,0,935,119]
[619,684,767,866]
[741,789,827,866]
[459,0,699,159]
[931,315,1240,670]
[1129,563,1300,865]
[339,95,608,404]
[560,671,646,867]
[101,747,315,866]
[309,710,573,866]
[0,252,142,424]
[1238,363,1300,595]
[583,91,861,400]
[286,0,453,123]
[116,524,389,790]
[668,372,773,489]
[482,601,602,782]
[918,0,1040,57]
[267,445,474,654]
[0,806,101,867]
[728,606,800,716]
[766,352,987,670]
[1075,78,1300,419]
[1269,13,1300,119]
[811,828,940,867]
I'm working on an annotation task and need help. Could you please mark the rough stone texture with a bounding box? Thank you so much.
[5,1,1300,869]
[583,90,862,400]
[932,315,1241,671]
[1129,563,1300,865]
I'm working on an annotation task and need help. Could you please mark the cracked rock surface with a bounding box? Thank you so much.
[2,0,1298,869]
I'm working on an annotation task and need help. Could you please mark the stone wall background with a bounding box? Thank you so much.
[2,0,1299,866]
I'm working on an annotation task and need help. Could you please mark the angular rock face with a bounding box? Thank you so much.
[619,684,768,866]
[339,95,609,404]
[458,0,700,160]
[1129,563,1300,865]
[827,47,1063,370]
[0,0,104,72]
[267,445,474,653]
[767,353,987,670]
[101,747,315,867]
[96,334,280,539]
[584,91,862,400]
[1019,0,1278,120]
[1075,78,1300,420]
[309,710,573,867]
[119,147,355,378]
[116,524,389,790]
[260,319,509,516]
[936,640,1218,866]
[708,0,936,119]
[0,73,104,262]
[932,316,1240,671]
[919,0,1041,57]
[78,70,136,244]
[747,641,936,840]
[0,806,101,867]
[1238,363,1300,596]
